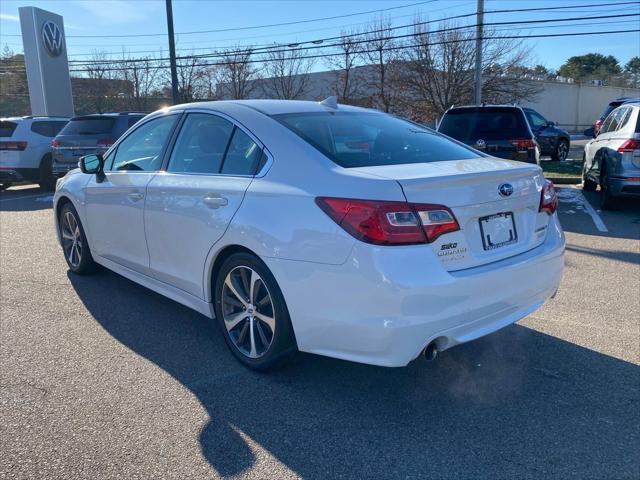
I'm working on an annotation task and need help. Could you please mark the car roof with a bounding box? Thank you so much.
[446,104,523,111]
[1,116,69,121]
[167,99,374,116]
[69,112,147,120]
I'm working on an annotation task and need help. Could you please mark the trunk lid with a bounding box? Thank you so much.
[351,158,550,270]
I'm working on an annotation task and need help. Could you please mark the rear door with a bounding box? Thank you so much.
[145,111,263,298]
[438,107,532,161]
[83,113,180,275]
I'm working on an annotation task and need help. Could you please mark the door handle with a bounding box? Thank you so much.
[128,192,144,201]
[202,194,228,208]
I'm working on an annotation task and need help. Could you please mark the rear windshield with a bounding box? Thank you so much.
[272,112,479,168]
[0,121,18,137]
[438,108,530,142]
[60,117,115,135]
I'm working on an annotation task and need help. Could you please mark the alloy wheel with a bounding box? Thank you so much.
[557,141,568,161]
[61,211,82,268]
[221,266,275,359]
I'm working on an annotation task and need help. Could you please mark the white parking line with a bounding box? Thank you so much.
[557,187,608,232]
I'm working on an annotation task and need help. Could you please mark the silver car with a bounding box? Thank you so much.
[583,101,640,209]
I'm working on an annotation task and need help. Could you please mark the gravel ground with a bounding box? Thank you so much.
[1,185,639,480]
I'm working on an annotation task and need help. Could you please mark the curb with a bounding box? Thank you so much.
[544,176,582,185]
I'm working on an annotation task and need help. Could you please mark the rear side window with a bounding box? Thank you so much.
[221,128,262,175]
[439,108,530,142]
[168,113,234,174]
[600,108,625,134]
[0,121,18,137]
[60,117,115,135]
[274,112,478,168]
[30,121,68,137]
[615,107,633,131]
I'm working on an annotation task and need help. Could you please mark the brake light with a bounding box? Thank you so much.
[315,197,459,245]
[97,138,115,148]
[0,141,27,151]
[594,119,603,134]
[510,138,537,151]
[617,139,640,152]
[539,179,558,215]
[51,138,58,148]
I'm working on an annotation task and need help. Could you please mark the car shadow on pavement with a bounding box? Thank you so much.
[0,186,54,212]
[68,268,640,479]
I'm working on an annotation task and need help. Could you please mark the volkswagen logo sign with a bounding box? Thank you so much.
[42,21,64,57]
[498,183,514,197]
[475,139,486,149]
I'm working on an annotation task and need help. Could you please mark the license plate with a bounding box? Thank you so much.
[479,212,517,250]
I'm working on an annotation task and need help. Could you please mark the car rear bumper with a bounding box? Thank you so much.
[610,176,640,197]
[264,214,565,367]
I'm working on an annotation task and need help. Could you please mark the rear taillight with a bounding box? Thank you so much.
[594,119,603,134]
[315,197,459,245]
[617,139,640,152]
[97,138,115,148]
[0,141,27,151]
[51,138,58,148]
[539,179,558,215]
[510,138,537,151]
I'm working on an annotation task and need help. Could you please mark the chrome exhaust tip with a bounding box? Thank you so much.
[423,342,438,361]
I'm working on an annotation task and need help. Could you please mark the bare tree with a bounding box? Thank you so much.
[364,16,398,112]
[399,20,541,119]
[171,52,210,103]
[216,46,259,99]
[261,46,314,99]
[325,29,364,103]
[82,50,120,113]
[117,50,162,111]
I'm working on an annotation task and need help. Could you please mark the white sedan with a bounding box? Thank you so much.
[53,99,565,370]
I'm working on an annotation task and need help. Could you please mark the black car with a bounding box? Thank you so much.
[522,108,571,161]
[51,112,146,178]
[438,105,539,164]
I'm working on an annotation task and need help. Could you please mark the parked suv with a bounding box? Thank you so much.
[583,101,640,209]
[588,97,640,137]
[438,105,540,164]
[522,108,571,161]
[0,116,69,190]
[52,112,146,179]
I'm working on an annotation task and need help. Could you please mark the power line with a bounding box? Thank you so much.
[49,28,638,73]
[65,12,640,66]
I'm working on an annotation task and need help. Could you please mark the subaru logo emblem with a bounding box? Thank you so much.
[498,183,514,197]
[475,139,486,149]
[42,21,64,57]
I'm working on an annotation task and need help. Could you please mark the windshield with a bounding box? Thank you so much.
[272,111,479,168]
[60,117,115,135]
[439,108,530,142]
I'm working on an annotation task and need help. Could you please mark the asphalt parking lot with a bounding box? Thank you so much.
[1,185,639,479]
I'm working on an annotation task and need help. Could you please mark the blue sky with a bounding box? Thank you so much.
[1,0,638,70]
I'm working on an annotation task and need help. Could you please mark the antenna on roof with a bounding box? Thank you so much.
[320,96,338,109]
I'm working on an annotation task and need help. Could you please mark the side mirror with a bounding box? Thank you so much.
[79,154,103,174]
[546,121,555,127]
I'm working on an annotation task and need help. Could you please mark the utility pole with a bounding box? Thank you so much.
[165,0,179,104]
[474,0,484,105]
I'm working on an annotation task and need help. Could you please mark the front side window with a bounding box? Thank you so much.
[168,113,234,174]
[525,110,547,129]
[109,115,178,172]
[274,111,479,168]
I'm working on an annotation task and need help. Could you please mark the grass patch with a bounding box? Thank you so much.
[541,159,583,178]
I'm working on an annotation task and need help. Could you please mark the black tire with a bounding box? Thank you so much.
[214,252,296,371]
[582,156,597,192]
[551,139,569,162]
[58,202,96,274]
[38,154,56,191]
[599,167,617,210]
